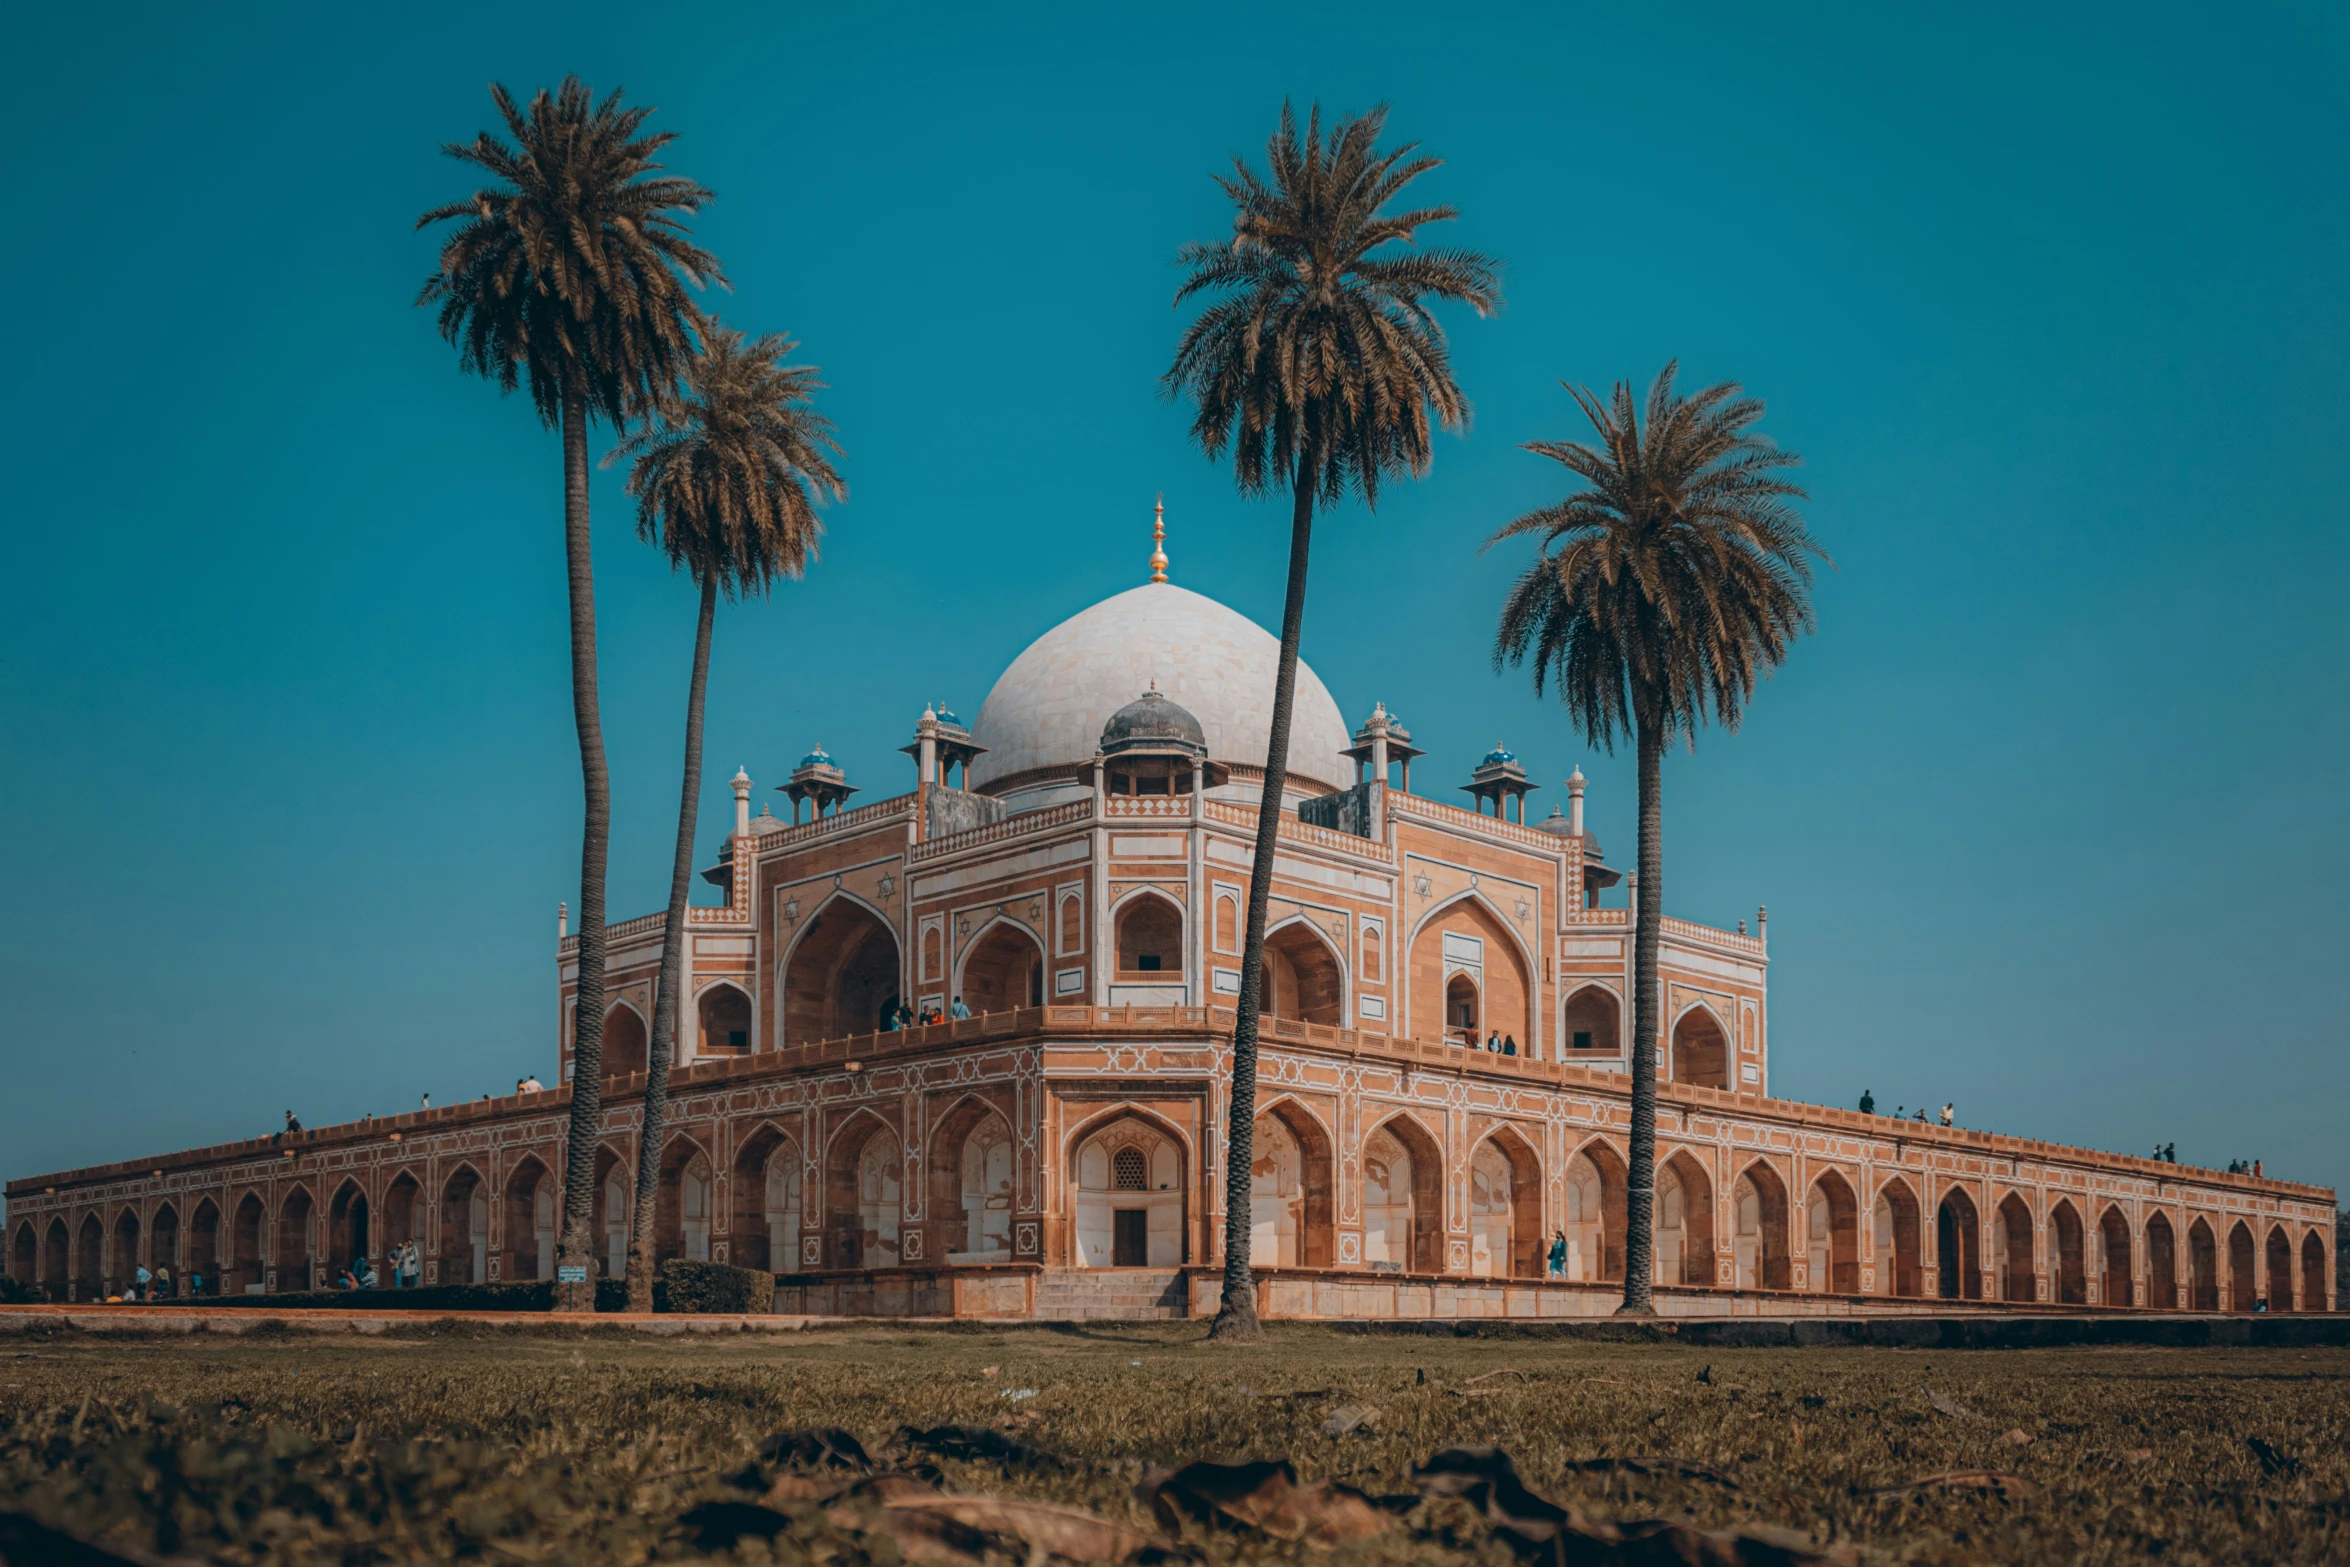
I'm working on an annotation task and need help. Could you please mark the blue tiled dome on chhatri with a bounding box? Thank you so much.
[1480,743,1517,768]
[798,745,839,772]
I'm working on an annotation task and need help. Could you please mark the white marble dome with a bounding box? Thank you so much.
[968,582,1353,793]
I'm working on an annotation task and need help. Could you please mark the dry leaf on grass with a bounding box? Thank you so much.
[1998,1428,2034,1448]
[1412,1446,1864,1565]
[1464,1369,1530,1386]
[1319,1404,1378,1437]
[1869,1471,2040,1501]
[1143,1457,1396,1546]
[1925,1390,1979,1422]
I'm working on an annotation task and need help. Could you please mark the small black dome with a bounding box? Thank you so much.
[1100,688,1207,757]
[1537,805,1602,860]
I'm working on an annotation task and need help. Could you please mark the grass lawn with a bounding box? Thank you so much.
[0,1321,2342,1564]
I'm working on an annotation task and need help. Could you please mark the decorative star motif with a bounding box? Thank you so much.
[782,898,800,921]
[1413,874,1432,899]
[1515,899,1531,921]
[878,875,896,900]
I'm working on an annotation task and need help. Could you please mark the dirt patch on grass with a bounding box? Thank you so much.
[1,1323,2343,1563]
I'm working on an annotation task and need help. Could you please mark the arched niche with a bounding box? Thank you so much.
[2226,1222,2257,1312]
[439,1167,486,1285]
[930,1098,1015,1263]
[188,1200,220,1296]
[1871,1177,1923,1298]
[1070,1112,1185,1268]
[2303,1231,2328,1314]
[1936,1188,1982,1300]
[110,1208,141,1298]
[2097,1206,2133,1307]
[1443,972,1480,1047]
[1655,1148,1713,1287]
[1563,984,1619,1055]
[1114,893,1184,978]
[696,983,753,1055]
[656,1137,716,1264]
[275,1187,313,1292]
[2265,1226,2295,1311]
[824,1113,904,1269]
[503,1158,555,1281]
[43,1218,70,1302]
[733,1123,804,1273]
[150,1204,179,1296]
[1263,920,1344,1026]
[2051,1200,2087,1305]
[783,897,902,1045]
[1993,1192,2035,1303]
[230,1195,265,1296]
[1670,1005,1730,1090]
[1730,1161,1790,1290]
[590,1145,630,1279]
[1362,1116,1444,1274]
[1409,897,1532,1050]
[1563,1139,1628,1284]
[75,1213,103,1301]
[2146,1211,2178,1309]
[326,1180,370,1280]
[959,920,1044,1015]
[9,1221,34,1291]
[1249,1099,1334,1268]
[1807,1171,1860,1295]
[603,1003,649,1080]
[2187,1217,2218,1311]
[1469,1128,1542,1278]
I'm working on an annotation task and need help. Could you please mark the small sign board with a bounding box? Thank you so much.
[556,1264,588,1284]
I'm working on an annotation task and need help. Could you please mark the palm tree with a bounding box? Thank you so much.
[416,78,722,1310]
[1165,102,1499,1339]
[1489,363,1824,1314]
[611,326,843,1312]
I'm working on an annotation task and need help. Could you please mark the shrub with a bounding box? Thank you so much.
[655,1259,775,1314]
[0,1275,46,1305]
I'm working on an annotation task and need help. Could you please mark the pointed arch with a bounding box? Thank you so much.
[602,999,650,1080]
[589,1142,631,1279]
[1362,1112,1445,1274]
[109,1206,142,1298]
[502,1155,555,1281]
[1992,1190,2035,1302]
[730,1119,805,1272]
[187,1197,220,1296]
[1806,1169,1860,1294]
[656,1132,718,1265]
[9,1220,34,1291]
[1562,982,1621,1056]
[74,1212,103,1300]
[1730,1159,1791,1290]
[1407,890,1535,1051]
[693,979,755,1055]
[957,915,1046,1015]
[325,1178,371,1281]
[274,1184,314,1292]
[1655,1146,1714,1287]
[1262,915,1348,1026]
[1469,1124,1543,1278]
[1251,1095,1335,1267]
[2265,1225,2295,1311]
[1562,1134,1630,1284]
[1669,1001,1731,1090]
[2186,1216,2219,1311]
[2098,1204,2134,1307]
[2226,1220,2257,1312]
[1935,1187,1982,1299]
[781,891,903,1045]
[437,1163,488,1284]
[824,1108,905,1269]
[2303,1229,2328,1314]
[1871,1175,1923,1298]
[229,1193,265,1296]
[2049,1198,2087,1305]
[930,1093,1016,1262]
[1111,888,1187,979]
[2145,1210,2178,1309]
[42,1217,69,1301]
[1068,1106,1188,1268]
[148,1203,180,1297]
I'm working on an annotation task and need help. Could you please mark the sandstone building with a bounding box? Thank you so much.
[7,528,2335,1318]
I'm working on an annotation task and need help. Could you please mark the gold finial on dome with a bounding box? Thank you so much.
[1149,494,1169,584]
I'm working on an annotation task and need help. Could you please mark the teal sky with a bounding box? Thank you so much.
[3,3,2345,1200]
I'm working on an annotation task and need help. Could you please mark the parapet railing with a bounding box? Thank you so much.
[911,798,1089,861]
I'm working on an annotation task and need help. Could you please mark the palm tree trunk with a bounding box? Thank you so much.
[627,572,716,1313]
[1617,714,1663,1314]
[553,385,611,1315]
[1208,451,1317,1341]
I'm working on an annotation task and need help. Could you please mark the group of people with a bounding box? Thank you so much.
[881,996,972,1030]
[1463,1031,1520,1056]
[1857,1090,1954,1126]
[2225,1157,2263,1177]
[109,1263,179,1302]
[371,1240,425,1289]
[513,1074,545,1094]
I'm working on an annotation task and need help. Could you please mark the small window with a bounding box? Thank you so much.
[1113,1147,1147,1191]
[1573,1030,1594,1051]
[1137,953,1162,972]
